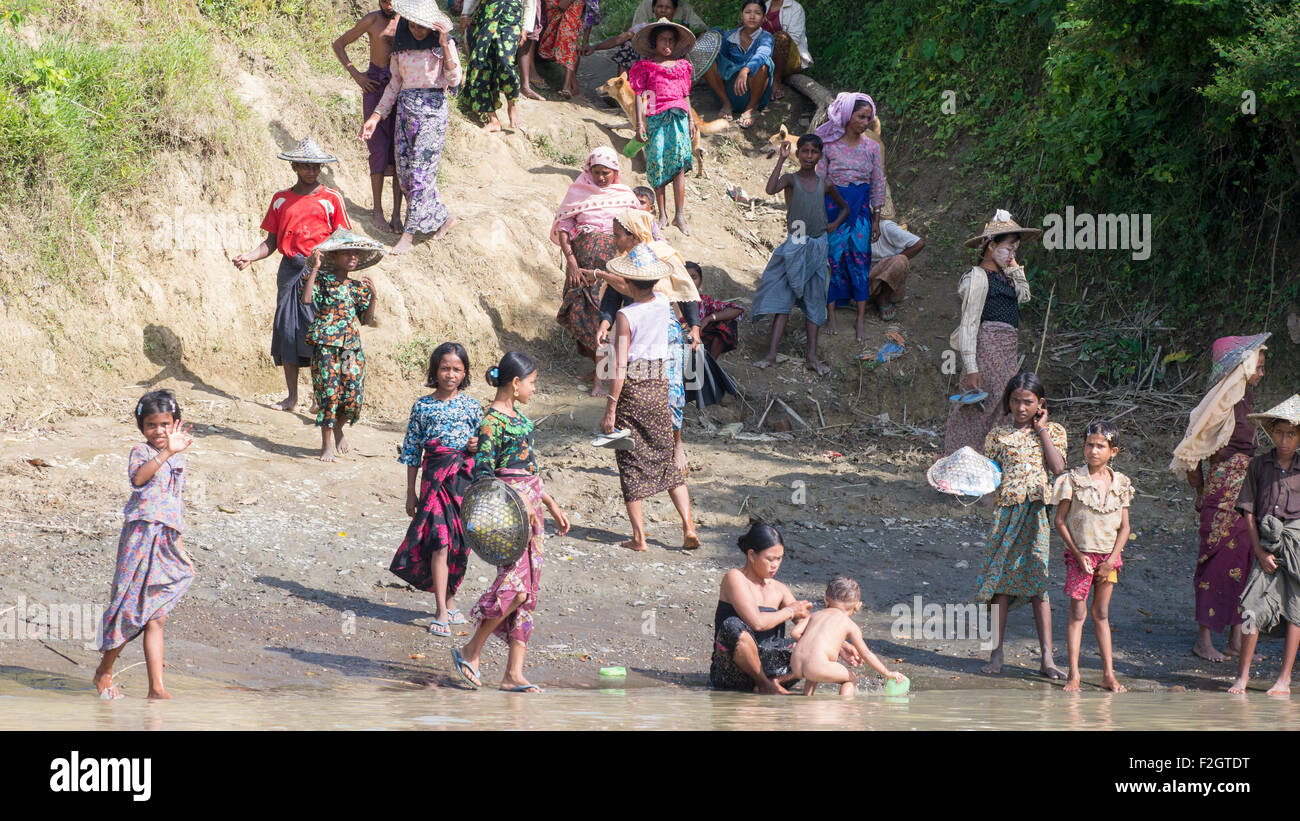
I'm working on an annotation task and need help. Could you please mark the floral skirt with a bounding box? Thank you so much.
[311,345,365,427]
[615,373,684,503]
[390,442,475,598]
[1195,453,1254,630]
[101,520,194,651]
[464,0,523,115]
[471,469,545,645]
[667,315,686,431]
[975,500,1051,610]
[825,182,873,305]
[538,0,583,70]
[395,88,451,235]
[645,107,693,190]
[556,230,616,356]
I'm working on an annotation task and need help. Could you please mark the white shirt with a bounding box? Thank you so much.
[620,292,670,363]
[871,219,920,259]
[767,0,812,68]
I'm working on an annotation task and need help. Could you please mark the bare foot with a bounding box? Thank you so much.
[1227,676,1249,694]
[754,676,789,695]
[507,103,523,130]
[391,233,415,255]
[981,648,1004,675]
[682,532,700,550]
[719,106,734,121]
[1101,674,1128,693]
[484,114,503,133]
[569,89,589,103]
[1063,675,1081,693]
[1193,642,1229,662]
[1039,661,1067,680]
[753,356,775,369]
[320,443,337,462]
[855,319,868,343]
[621,538,648,552]
[672,214,691,236]
[822,324,838,336]
[271,395,297,411]
[1224,643,1264,663]
[390,216,404,233]
[334,433,350,455]
[433,215,459,240]
[93,670,123,700]
[590,380,609,398]
[147,688,173,700]
[805,358,830,376]
[522,86,544,101]
[1266,681,1291,695]
[370,212,393,234]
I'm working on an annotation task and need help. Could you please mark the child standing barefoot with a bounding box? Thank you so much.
[1228,398,1300,695]
[629,19,696,235]
[1052,421,1133,693]
[750,135,847,376]
[94,390,195,700]
[976,372,1068,679]
[391,342,484,636]
[301,230,383,461]
[790,577,904,696]
[453,352,570,692]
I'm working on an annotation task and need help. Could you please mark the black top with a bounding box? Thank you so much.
[980,268,1020,328]
[599,286,700,329]
[713,600,785,644]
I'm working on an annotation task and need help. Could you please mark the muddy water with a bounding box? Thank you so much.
[2,672,1297,730]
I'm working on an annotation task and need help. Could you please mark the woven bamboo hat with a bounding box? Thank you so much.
[1247,395,1300,430]
[277,137,339,164]
[633,18,696,59]
[926,446,1003,497]
[687,27,721,79]
[607,242,672,282]
[1208,333,1269,389]
[461,478,532,567]
[963,209,1042,249]
[315,228,387,271]
[393,0,451,31]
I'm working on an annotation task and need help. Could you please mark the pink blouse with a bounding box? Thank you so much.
[816,136,886,208]
[374,43,464,119]
[628,59,693,116]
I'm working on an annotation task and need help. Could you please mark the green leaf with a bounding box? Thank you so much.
[950,43,965,62]
[921,37,936,61]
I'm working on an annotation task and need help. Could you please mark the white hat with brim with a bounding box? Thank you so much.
[315,228,387,271]
[278,137,339,164]
[632,18,697,60]
[1247,395,1300,431]
[393,0,452,31]
[607,242,672,282]
[926,446,1002,497]
[964,209,1042,249]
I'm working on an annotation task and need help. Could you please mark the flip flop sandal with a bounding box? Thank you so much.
[429,619,451,637]
[446,609,468,625]
[501,684,542,692]
[948,390,989,405]
[592,429,634,450]
[451,648,481,689]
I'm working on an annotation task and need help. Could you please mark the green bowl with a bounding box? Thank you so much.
[599,666,627,679]
[884,675,910,696]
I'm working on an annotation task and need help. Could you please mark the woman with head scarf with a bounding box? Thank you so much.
[942,210,1041,456]
[551,147,641,392]
[814,92,887,342]
[1169,333,1269,662]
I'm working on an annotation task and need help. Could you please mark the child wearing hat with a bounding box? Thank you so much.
[1228,395,1300,695]
[233,138,352,413]
[628,18,697,235]
[301,229,384,461]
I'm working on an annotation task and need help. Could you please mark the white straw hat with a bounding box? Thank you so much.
[927,447,1002,497]
[277,137,339,164]
[393,0,452,31]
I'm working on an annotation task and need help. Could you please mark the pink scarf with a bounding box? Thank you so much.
[549,147,640,245]
[815,92,876,145]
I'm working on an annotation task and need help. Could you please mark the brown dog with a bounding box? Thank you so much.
[761,117,884,163]
[596,73,730,178]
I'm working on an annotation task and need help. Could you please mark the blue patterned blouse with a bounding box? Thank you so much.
[397,393,484,466]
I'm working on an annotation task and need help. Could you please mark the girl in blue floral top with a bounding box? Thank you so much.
[301,230,383,461]
[391,342,484,636]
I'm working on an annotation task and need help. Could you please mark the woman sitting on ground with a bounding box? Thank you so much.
[702,1,774,129]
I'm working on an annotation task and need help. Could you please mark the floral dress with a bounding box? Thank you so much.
[974,423,1067,608]
[305,270,374,428]
[470,407,545,644]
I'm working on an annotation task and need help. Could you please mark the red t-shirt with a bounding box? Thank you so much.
[260,186,351,258]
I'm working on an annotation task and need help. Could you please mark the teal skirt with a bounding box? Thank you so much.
[645,107,693,190]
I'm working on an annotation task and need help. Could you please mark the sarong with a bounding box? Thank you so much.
[361,62,396,175]
[471,469,544,644]
[556,230,616,355]
[1195,453,1255,630]
[709,615,793,691]
[771,30,802,76]
[464,0,524,115]
[101,521,194,651]
[615,373,684,502]
[272,254,315,367]
[1238,515,1300,637]
[750,232,829,326]
[943,321,1018,455]
[645,107,693,190]
[395,88,451,235]
[869,253,909,303]
[975,499,1051,610]
[538,0,583,70]
[311,344,365,427]
[390,441,475,597]
[667,315,686,431]
[702,318,739,353]
[825,182,873,305]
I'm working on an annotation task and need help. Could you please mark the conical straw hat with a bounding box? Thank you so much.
[963,209,1041,249]
[314,228,387,271]
[1247,395,1300,430]
[277,137,339,164]
[927,446,1002,497]
[393,0,451,31]
[632,17,696,60]
[1207,333,1269,389]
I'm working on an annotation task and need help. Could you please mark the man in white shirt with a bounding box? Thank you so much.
[868,219,924,320]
